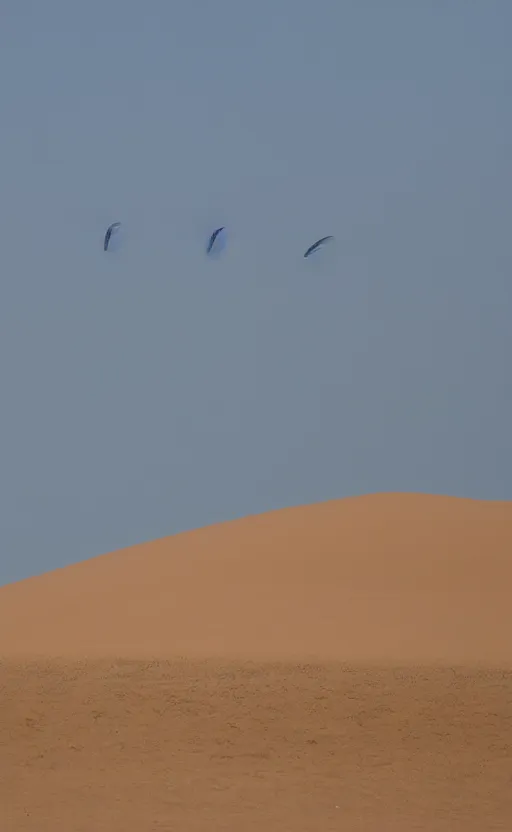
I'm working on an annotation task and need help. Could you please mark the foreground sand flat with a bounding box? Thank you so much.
[2,660,511,831]
[1,493,511,829]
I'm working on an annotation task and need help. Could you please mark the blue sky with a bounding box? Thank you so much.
[1,0,511,584]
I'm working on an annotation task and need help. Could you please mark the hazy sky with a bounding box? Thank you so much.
[1,1,511,585]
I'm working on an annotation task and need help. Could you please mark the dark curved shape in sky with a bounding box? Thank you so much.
[104,222,121,252]
[206,226,225,255]
[303,235,333,258]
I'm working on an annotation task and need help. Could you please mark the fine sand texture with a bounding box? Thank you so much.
[1,492,512,830]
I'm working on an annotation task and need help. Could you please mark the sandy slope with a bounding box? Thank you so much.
[1,493,512,830]
[1,492,511,664]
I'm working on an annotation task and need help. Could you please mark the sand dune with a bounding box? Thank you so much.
[2,492,512,830]
[1,492,511,664]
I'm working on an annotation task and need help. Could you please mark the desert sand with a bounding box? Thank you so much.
[1,492,511,830]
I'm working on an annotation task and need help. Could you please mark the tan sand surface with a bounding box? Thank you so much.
[1,493,511,829]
